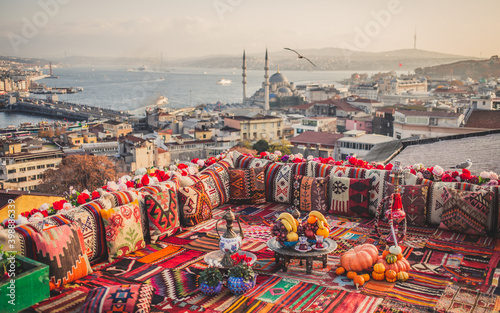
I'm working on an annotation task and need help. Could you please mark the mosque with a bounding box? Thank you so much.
[243,50,306,109]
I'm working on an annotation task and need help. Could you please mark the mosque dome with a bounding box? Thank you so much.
[278,86,292,94]
[270,71,289,84]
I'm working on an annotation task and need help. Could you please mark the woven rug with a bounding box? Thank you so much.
[435,285,500,312]
[373,299,432,313]
[138,245,206,269]
[303,289,382,313]
[102,258,165,281]
[148,268,200,301]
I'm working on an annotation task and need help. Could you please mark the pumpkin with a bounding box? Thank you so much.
[373,263,386,274]
[397,253,404,260]
[372,271,385,281]
[360,273,370,282]
[386,277,397,283]
[389,245,402,255]
[335,267,345,275]
[340,244,379,272]
[397,271,409,282]
[385,270,397,280]
[382,250,390,258]
[376,256,410,273]
[353,275,365,289]
[347,271,357,279]
[386,254,398,264]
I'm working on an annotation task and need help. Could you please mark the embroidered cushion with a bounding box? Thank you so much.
[232,150,271,169]
[32,223,92,290]
[103,190,138,208]
[178,181,212,226]
[384,183,429,227]
[265,162,307,204]
[427,182,474,225]
[363,169,391,215]
[144,187,180,242]
[293,174,329,213]
[101,200,146,261]
[229,167,266,204]
[329,177,371,217]
[197,161,231,207]
[439,188,493,236]
[81,284,155,313]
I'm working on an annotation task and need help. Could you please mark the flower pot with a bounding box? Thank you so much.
[200,281,223,296]
[227,275,256,295]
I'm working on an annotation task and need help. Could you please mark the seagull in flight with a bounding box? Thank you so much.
[284,48,316,67]
[452,159,472,169]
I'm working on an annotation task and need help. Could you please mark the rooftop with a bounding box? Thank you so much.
[103,120,129,126]
[465,110,500,129]
[396,109,461,118]
[289,102,315,110]
[338,133,395,144]
[229,114,281,121]
[289,131,343,146]
[313,99,363,112]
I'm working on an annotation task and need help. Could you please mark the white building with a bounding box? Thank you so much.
[347,98,384,114]
[353,83,379,100]
[393,110,465,139]
[470,94,500,110]
[337,130,395,160]
[292,117,337,137]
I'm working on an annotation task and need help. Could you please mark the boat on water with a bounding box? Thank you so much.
[156,96,168,106]
[159,76,165,80]
[137,66,147,71]
[217,78,232,86]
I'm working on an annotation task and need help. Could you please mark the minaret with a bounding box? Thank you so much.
[242,50,247,103]
[414,25,417,50]
[264,49,270,112]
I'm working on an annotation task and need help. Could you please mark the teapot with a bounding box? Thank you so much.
[216,208,245,267]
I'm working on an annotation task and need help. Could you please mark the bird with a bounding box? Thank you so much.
[284,48,316,67]
[452,159,472,169]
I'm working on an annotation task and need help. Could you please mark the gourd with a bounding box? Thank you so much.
[346,271,357,279]
[397,271,409,282]
[373,263,385,274]
[385,270,397,282]
[340,244,379,272]
[386,254,398,264]
[360,273,370,282]
[372,271,385,281]
[389,245,402,255]
[335,267,345,275]
[353,275,365,289]
[376,256,410,273]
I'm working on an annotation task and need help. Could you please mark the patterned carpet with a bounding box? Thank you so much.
[30,203,500,313]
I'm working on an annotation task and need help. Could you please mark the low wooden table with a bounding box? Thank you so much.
[267,238,337,274]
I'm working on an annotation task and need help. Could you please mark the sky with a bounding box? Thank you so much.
[0,0,499,59]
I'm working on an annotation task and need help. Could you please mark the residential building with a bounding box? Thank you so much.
[119,136,157,173]
[373,108,395,137]
[347,98,383,114]
[303,84,340,102]
[80,141,119,156]
[337,130,395,160]
[353,83,379,100]
[288,103,315,116]
[0,146,63,191]
[312,99,363,118]
[224,114,283,142]
[292,117,337,136]
[379,77,427,95]
[194,126,214,140]
[102,120,133,138]
[290,131,343,158]
[470,94,500,110]
[208,126,240,155]
[345,115,373,134]
[165,139,216,161]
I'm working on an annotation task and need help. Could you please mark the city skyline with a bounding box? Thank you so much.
[0,0,499,59]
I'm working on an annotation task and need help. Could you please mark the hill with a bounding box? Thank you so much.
[419,55,500,79]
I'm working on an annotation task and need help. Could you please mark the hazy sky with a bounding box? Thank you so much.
[1,0,499,59]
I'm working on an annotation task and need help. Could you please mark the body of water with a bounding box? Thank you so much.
[0,66,402,128]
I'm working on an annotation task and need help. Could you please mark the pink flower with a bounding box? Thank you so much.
[432,165,444,176]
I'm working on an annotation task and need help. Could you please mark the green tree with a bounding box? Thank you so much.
[253,139,269,153]
[270,139,292,155]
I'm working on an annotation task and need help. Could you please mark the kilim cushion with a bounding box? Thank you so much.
[144,188,180,243]
[292,174,329,213]
[265,162,307,204]
[80,284,155,313]
[103,190,138,208]
[31,223,92,290]
[197,161,231,207]
[229,167,266,204]
[101,200,146,261]
[232,150,271,168]
[178,181,212,226]
[385,183,429,227]
[329,177,371,217]
[439,187,493,236]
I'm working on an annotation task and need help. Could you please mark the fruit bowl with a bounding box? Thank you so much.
[280,240,298,248]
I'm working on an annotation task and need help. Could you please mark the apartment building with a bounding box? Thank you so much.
[224,114,283,142]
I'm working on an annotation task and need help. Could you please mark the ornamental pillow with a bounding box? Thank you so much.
[144,188,180,242]
[197,161,231,207]
[363,169,391,215]
[384,183,429,227]
[265,162,307,203]
[232,150,271,169]
[427,182,473,225]
[439,187,493,236]
[103,190,138,208]
[229,167,266,204]
[81,284,155,313]
[32,223,92,290]
[101,200,146,261]
[293,174,329,213]
[329,177,371,217]
[178,181,212,227]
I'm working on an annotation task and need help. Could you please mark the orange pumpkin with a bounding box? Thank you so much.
[335,267,345,275]
[385,270,397,280]
[376,256,410,273]
[386,277,397,283]
[373,263,385,274]
[340,244,379,272]
[353,275,365,288]
[382,250,390,258]
[347,271,357,279]
[360,273,370,282]
[396,253,404,260]
[372,271,385,281]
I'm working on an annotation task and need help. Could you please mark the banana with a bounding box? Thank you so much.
[317,220,325,229]
[277,213,297,233]
[281,219,293,233]
[309,211,329,228]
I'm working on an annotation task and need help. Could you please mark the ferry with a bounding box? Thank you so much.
[156,96,168,106]
[217,78,232,86]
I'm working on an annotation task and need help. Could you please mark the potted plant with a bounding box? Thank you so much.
[199,260,223,296]
[227,253,256,295]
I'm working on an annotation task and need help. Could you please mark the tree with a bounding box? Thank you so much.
[253,139,269,153]
[37,155,118,195]
[270,139,292,156]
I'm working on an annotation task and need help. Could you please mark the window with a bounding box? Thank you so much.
[253,124,257,130]
[37,165,45,169]
[8,169,16,174]
[20,167,26,172]
[27,166,35,171]
[253,132,257,138]
[396,132,402,139]
[277,130,281,137]
[47,164,55,168]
